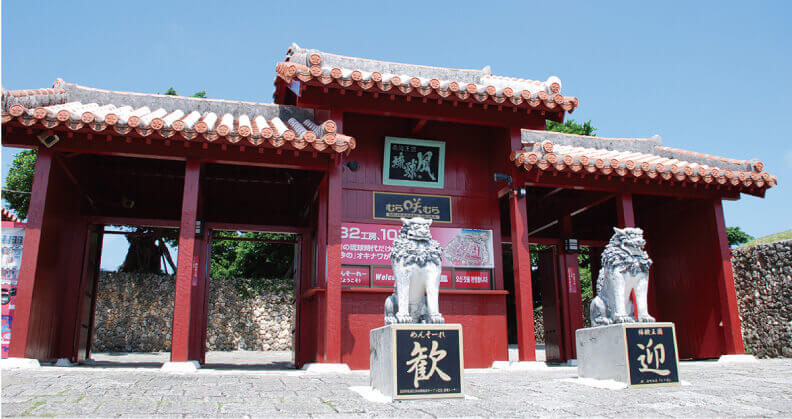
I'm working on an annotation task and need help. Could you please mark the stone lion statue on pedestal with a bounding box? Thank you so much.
[590,227,655,326]
[384,217,445,325]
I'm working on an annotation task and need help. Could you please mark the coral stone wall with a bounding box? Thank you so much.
[92,272,295,352]
[92,272,175,352]
[732,240,792,358]
[533,308,545,344]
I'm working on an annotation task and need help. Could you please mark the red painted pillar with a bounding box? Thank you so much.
[615,193,639,317]
[325,161,343,363]
[325,110,344,363]
[559,215,583,359]
[193,226,209,364]
[315,174,328,361]
[709,199,745,354]
[508,127,536,361]
[616,193,635,228]
[8,148,53,359]
[171,160,204,362]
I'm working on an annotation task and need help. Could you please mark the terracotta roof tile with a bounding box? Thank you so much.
[512,129,776,194]
[1,80,354,154]
[1,207,21,223]
[276,43,578,114]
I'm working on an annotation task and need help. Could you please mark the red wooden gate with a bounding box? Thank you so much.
[538,247,566,362]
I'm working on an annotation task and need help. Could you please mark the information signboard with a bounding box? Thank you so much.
[394,325,463,398]
[340,266,370,287]
[624,324,680,387]
[453,270,490,289]
[372,267,452,288]
[383,137,445,189]
[2,226,25,358]
[373,192,452,223]
[341,223,493,269]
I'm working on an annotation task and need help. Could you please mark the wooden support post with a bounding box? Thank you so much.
[709,199,745,354]
[325,110,344,363]
[616,192,635,227]
[559,215,583,360]
[8,148,54,359]
[193,225,210,365]
[509,193,537,361]
[171,160,204,362]
[508,127,536,361]
[615,192,639,317]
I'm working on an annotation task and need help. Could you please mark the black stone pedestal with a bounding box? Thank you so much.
[370,324,464,399]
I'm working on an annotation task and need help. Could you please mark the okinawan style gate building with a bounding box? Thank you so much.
[1,44,776,369]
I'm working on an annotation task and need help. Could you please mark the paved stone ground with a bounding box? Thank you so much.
[86,345,545,368]
[2,358,790,417]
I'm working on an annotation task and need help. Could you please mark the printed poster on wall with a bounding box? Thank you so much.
[2,226,25,359]
[372,266,453,288]
[341,223,494,269]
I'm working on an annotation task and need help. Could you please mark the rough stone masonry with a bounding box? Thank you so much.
[92,272,295,352]
[732,239,792,358]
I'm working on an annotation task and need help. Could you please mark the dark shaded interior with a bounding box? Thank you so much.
[69,155,324,227]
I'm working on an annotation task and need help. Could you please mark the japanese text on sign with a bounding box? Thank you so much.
[341,223,494,269]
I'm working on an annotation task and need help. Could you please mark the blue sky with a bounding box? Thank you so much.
[2,1,790,269]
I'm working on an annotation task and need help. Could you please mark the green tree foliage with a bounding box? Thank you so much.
[161,87,207,98]
[726,226,754,247]
[546,119,596,136]
[2,149,37,219]
[210,231,297,297]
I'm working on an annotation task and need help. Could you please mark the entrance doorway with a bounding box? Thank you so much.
[502,244,544,361]
[500,186,615,364]
[88,223,180,368]
[204,228,302,370]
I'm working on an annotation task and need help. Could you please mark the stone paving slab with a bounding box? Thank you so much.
[2,359,791,417]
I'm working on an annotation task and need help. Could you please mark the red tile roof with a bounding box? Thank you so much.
[276,44,578,114]
[2,80,355,153]
[511,130,776,194]
[1,207,21,223]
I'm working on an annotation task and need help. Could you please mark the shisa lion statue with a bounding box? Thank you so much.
[384,217,445,324]
[590,227,656,326]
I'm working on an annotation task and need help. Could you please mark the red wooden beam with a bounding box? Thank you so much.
[528,192,615,236]
[88,216,180,228]
[209,236,297,244]
[205,222,310,234]
[411,119,428,134]
[8,147,53,359]
[52,152,96,210]
[523,172,742,200]
[297,87,548,129]
[709,198,745,354]
[1,129,330,172]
